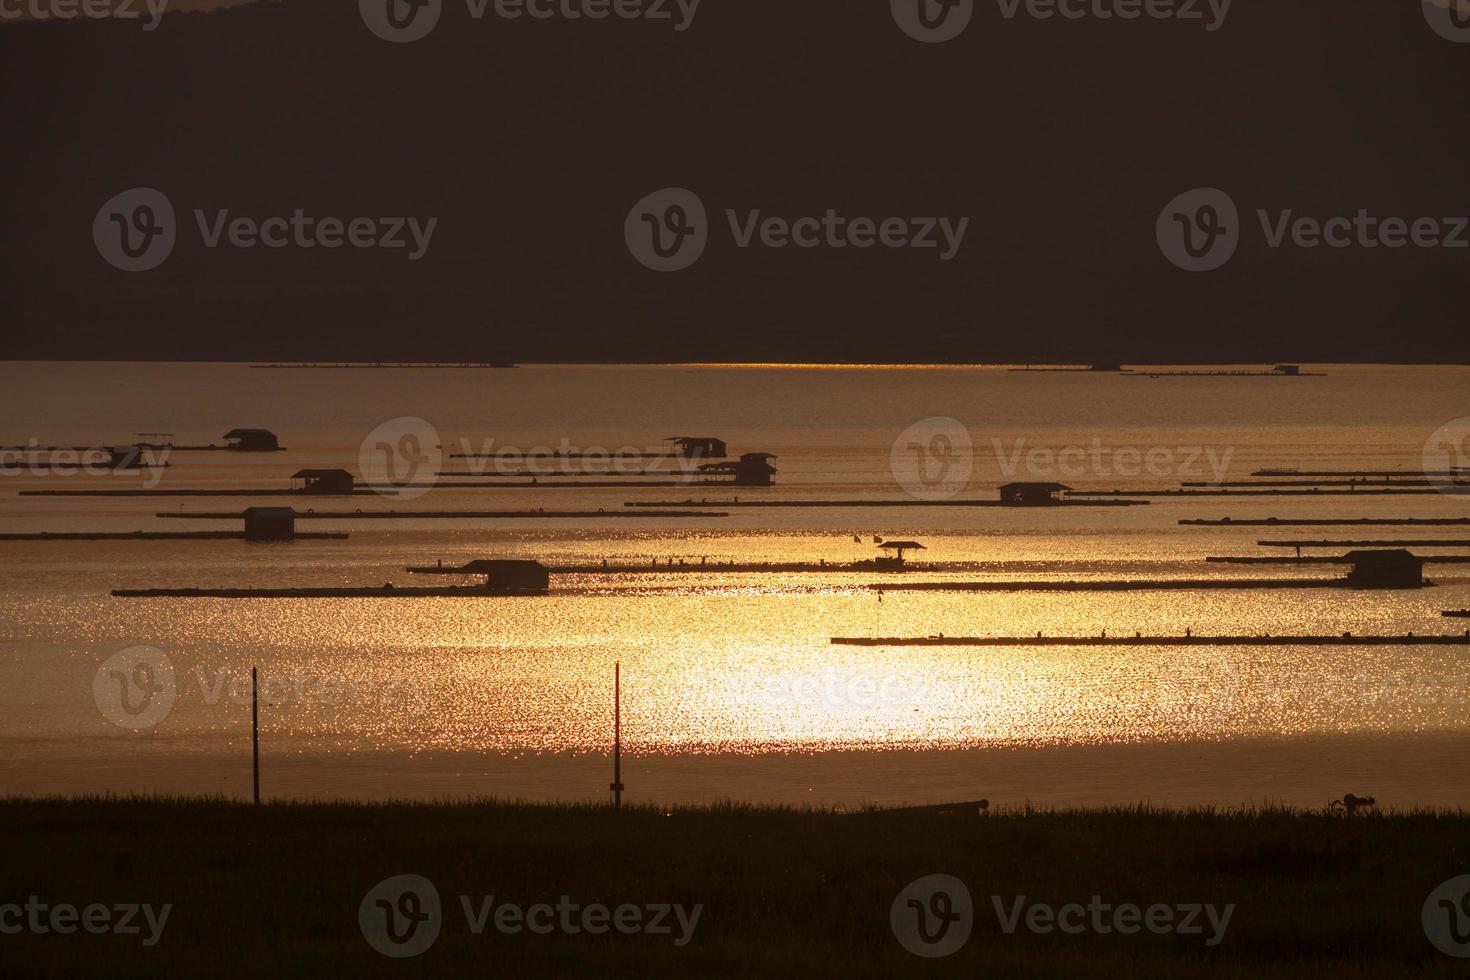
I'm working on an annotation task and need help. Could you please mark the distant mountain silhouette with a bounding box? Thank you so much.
[1,0,1464,363]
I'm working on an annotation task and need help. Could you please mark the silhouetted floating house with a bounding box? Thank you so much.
[874,540,925,569]
[1343,550,1427,589]
[225,428,281,452]
[1273,364,1302,376]
[243,507,296,542]
[699,452,777,487]
[667,436,728,459]
[409,559,552,594]
[1090,363,1123,372]
[291,469,356,494]
[105,446,149,469]
[999,482,1071,506]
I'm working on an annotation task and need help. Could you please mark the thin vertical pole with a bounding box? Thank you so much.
[251,666,260,806]
[610,662,624,808]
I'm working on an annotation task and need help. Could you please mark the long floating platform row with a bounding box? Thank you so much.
[1257,539,1470,548]
[1206,555,1470,565]
[830,634,1470,647]
[1073,489,1456,498]
[0,531,347,541]
[112,586,530,599]
[1182,518,1470,527]
[155,510,730,520]
[624,499,1147,509]
[862,579,1347,592]
[20,489,386,498]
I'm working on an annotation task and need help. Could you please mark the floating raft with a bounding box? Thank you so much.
[21,489,385,498]
[250,362,516,369]
[624,498,1147,509]
[155,509,730,521]
[1445,610,1470,618]
[0,531,346,541]
[862,578,1344,593]
[112,585,534,598]
[1206,555,1470,565]
[408,560,982,576]
[367,480,706,490]
[1181,518,1470,527]
[1185,479,1440,488]
[1257,539,1470,549]
[1253,469,1467,478]
[831,634,1470,647]
[1074,489,1452,498]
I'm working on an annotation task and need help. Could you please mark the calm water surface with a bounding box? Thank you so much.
[1,363,1466,807]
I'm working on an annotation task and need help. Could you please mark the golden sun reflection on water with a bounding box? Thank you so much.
[17,581,1461,761]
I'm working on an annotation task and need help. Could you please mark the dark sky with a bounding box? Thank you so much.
[1,0,1465,363]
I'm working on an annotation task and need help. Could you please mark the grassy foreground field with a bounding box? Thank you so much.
[2,798,1468,978]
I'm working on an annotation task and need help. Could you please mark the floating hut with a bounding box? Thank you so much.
[224,428,281,452]
[999,482,1071,506]
[408,559,552,594]
[290,469,356,494]
[874,540,925,569]
[1343,550,1427,589]
[243,507,297,542]
[667,436,727,459]
[699,452,777,487]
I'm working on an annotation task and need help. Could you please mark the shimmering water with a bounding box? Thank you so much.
[1,363,1466,807]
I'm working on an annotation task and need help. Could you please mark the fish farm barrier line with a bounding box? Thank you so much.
[1206,555,1470,565]
[1181,518,1470,527]
[830,634,1470,647]
[623,499,1148,509]
[1256,540,1470,548]
[0,532,348,541]
[154,510,732,520]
